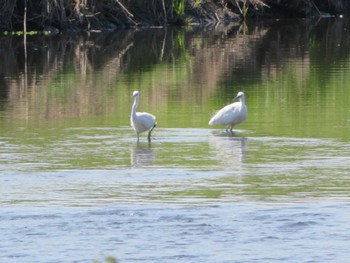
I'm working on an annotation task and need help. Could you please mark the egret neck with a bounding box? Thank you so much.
[131,95,139,117]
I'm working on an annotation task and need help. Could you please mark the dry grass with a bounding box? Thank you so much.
[0,0,188,31]
[0,0,348,31]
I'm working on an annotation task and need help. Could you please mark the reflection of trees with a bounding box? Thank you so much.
[186,23,269,96]
[0,31,137,121]
[1,19,350,123]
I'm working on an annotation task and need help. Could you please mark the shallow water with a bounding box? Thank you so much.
[1,128,350,262]
[2,202,350,262]
[1,18,350,262]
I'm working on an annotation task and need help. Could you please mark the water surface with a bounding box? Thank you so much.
[1,18,350,262]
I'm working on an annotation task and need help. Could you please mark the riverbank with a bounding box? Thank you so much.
[0,0,349,33]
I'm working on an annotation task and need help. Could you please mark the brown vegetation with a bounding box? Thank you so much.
[1,0,349,32]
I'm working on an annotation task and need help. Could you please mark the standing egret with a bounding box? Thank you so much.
[131,91,157,141]
[209,91,247,132]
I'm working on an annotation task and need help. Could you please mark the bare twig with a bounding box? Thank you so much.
[24,0,27,34]
[310,0,322,16]
[115,0,138,25]
[161,0,167,25]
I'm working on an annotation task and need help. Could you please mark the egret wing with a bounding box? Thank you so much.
[209,103,238,125]
[135,112,156,132]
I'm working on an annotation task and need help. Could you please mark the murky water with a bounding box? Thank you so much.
[1,18,350,262]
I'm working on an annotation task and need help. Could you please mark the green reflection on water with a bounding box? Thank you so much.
[248,59,350,139]
[1,22,349,139]
[1,20,350,202]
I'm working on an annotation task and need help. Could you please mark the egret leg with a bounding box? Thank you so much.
[147,124,156,142]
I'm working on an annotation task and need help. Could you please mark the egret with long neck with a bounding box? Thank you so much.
[131,91,156,141]
[209,91,247,132]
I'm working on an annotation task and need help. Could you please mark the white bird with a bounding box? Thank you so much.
[209,91,247,132]
[131,91,157,141]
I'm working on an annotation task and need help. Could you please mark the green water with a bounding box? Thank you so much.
[1,18,350,262]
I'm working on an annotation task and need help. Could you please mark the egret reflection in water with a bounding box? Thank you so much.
[209,134,247,174]
[131,142,156,167]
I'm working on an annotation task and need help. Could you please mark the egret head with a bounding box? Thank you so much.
[234,92,245,100]
[132,91,139,98]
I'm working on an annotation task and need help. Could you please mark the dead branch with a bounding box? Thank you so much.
[115,0,138,26]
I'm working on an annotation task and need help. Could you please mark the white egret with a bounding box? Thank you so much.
[209,91,247,132]
[131,91,157,141]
